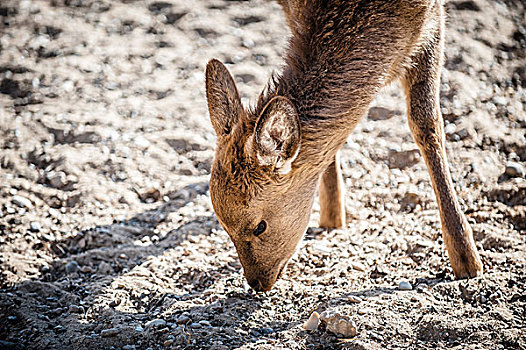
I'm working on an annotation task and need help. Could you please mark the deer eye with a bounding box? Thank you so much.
[253,220,267,237]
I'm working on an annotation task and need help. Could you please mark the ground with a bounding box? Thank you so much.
[0,0,525,349]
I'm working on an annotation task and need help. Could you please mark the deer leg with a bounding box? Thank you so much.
[319,152,346,229]
[402,24,482,278]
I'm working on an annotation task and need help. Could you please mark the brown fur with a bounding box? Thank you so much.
[206,0,483,292]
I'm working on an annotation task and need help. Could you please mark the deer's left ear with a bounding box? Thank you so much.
[253,96,301,174]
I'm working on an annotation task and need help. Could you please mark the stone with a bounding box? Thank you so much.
[48,171,67,188]
[347,295,363,303]
[101,328,119,337]
[388,149,421,169]
[68,305,84,313]
[505,162,524,178]
[29,221,41,232]
[398,281,413,291]
[97,261,113,274]
[12,195,32,208]
[302,311,320,331]
[400,191,422,210]
[145,319,166,328]
[444,123,457,135]
[351,262,366,272]
[368,106,398,121]
[320,310,357,337]
[65,260,80,273]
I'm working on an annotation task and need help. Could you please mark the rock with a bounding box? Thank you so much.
[29,221,41,232]
[444,123,457,135]
[66,192,82,207]
[139,188,161,203]
[368,106,399,121]
[199,320,212,327]
[97,261,113,274]
[388,149,421,169]
[145,319,166,328]
[505,162,524,178]
[133,135,150,148]
[398,281,413,290]
[48,171,67,188]
[320,310,357,337]
[302,311,320,331]
[347,295,363,303]
[135,326,144,332]
[0,340,17,350]
[260,328,274,335]
[109,299,121,307]
[351,262,366,272]
[400,191,422,210]
[65,260,80,273]
[12,195,32,208]
[80,265,94,273]
[190,322,202,329]
[68,305,84,313]
[101,328,119,337]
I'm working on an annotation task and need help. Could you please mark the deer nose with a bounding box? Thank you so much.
[247,278,264,292]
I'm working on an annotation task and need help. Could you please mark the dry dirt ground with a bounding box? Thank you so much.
[0,0,525,349]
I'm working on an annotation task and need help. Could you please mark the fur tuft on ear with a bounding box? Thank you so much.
[205,59,243,136]
[254,96,301,174]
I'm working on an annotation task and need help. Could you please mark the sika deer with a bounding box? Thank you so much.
[205,0,483,292]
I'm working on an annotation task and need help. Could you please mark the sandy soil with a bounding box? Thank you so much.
[0,0,525,349]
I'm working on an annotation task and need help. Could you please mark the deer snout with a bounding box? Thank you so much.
[247,278,267,292]
[245,261,288,292]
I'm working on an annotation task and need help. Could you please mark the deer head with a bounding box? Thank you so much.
[205,59,318,292]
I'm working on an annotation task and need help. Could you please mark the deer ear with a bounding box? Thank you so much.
[254,96,300,174]
[205,59,243,136]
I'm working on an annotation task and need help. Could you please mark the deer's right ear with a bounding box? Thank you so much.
[205,59,243,136]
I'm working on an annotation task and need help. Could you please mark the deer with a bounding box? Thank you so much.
[205,0,483,292]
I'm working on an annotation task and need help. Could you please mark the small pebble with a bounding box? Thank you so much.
[347,295,363,303]
[109,299,121,307]
[101,328,119,337]
[177,314,190,324]
[505,162,524,178]
[398,281,413,291]
[68,305,83,313]
[199,320,212,327]
[29,221,41,232]
[48,171,67,188]
[190,322,202,329]
[351,262,366,272]
[65,260,80,274]
[445,123,457,135]
[12,195,32,208]
[260,327,274,335]
[303,311,320,331]
[135,326,144,332]
[80,265,94,273]
[145,318,166,328]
